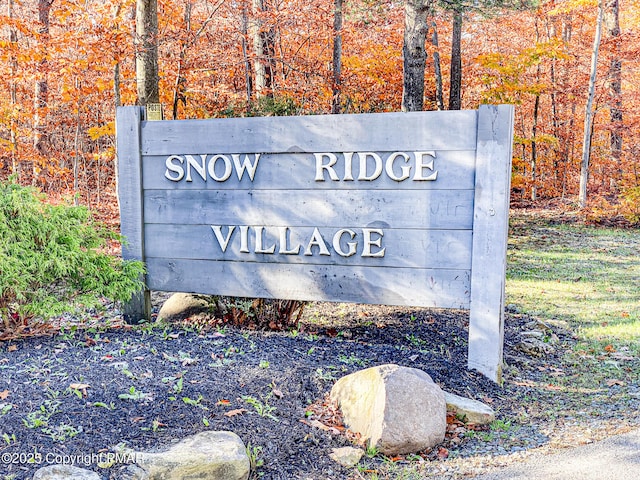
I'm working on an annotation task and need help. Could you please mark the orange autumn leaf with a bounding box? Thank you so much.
[224,408,247,418]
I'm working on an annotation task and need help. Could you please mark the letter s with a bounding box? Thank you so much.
[165,155,185,182]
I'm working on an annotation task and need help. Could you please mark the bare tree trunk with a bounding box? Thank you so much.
[579,0,604,208]
[402,0,431,112]
[251,0,275,98]
[431,21,444,111]
[331,0,343,114]
[136,0,160,106]
[241,2,253,108]
[34,0,53,184]
[172,1,192,119]
[7,0,18,178]
[448,9,462,110]
[604,0,622,184]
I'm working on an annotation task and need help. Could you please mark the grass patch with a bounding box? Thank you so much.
[507,214,640,347]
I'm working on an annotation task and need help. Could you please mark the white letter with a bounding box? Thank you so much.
[385,152,411,181]
[232,154,260,181]
[164,155,185,181]
[207,154,233,182]
[254,226,276,254]
[413,151,438,181]
[358,152,383,181]
[239,226,250,253]
[362,228,385,257]
[185,154,207,182]
[278,227,301,254]
[333,229,357,257]
[211,225,236,252]
[304,228,331,256]
[314,153,339,181]
[343,152,355,181]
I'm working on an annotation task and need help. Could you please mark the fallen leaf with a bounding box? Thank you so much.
[606,379,625,387]
[131,416,145,423]
[7,345,17,352]
[216,399,231,406]
[70,382,90,389]
[301,419,341,435]
[224,408,247,417]
[0,390,9,400]
[436,447,449,460]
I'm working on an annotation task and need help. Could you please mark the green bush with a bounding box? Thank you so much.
[0,180,144,336]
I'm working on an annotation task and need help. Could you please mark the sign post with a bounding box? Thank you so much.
[116,105,513,382]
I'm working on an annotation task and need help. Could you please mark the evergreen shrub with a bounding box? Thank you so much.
[0,180,144,336]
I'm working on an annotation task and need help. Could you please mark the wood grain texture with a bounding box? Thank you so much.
[467,104,514,383]
[144,224,473,270]
[141,150,476,191]
[146,258,471,309]
[140,111,478,155]
[116,106,151,322]
[143,189,474,230]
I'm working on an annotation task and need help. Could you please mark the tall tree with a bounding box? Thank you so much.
[136,0,160,105]
[331,0,344,114]
[251,0,276,98]
[34,0,53,167]
[448,7,462,110]
[579,0,605,208]
[604,0,622,180]
[402,0,431,111]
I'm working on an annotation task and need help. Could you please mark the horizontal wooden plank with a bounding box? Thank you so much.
[144,224,473,270]
[143,189,475,230]
[146,258,471,309]
[141,150,476,191]
[140,111,478,155]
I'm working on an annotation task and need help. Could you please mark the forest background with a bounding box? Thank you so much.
[0,0,638,225]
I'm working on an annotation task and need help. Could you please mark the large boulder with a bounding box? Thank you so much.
[131,431,250,480]
[157,292,210,322]
[33,465,101,480]
[330,364,446,455]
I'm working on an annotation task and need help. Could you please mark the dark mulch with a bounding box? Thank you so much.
[0,300,634,479]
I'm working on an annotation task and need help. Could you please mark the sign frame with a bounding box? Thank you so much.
[116,105,514,382]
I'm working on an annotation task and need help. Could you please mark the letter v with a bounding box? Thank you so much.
[211,226,236,252]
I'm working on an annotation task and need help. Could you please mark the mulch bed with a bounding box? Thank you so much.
[0,299,637,479]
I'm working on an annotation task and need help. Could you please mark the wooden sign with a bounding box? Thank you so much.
[116,105,514,382]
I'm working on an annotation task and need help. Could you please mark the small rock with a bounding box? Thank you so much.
[444,392,495,425]
[33,465,102,480]
[516,338,554,357]
[330,364,446,455]
[134,431,250,480]
[329,446,364,467]
[157,293,210,322]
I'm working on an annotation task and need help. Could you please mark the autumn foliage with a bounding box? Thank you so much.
[0,0,638,222]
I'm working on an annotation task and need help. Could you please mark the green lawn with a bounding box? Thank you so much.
[507,213,640,349]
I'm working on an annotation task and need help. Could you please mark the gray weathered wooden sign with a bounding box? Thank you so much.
[116,105,514,382]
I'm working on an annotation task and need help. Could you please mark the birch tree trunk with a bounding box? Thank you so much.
[402,0,431,112]
[579,0,604,208]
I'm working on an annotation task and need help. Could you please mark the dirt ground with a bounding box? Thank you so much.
[0,299,637,479]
